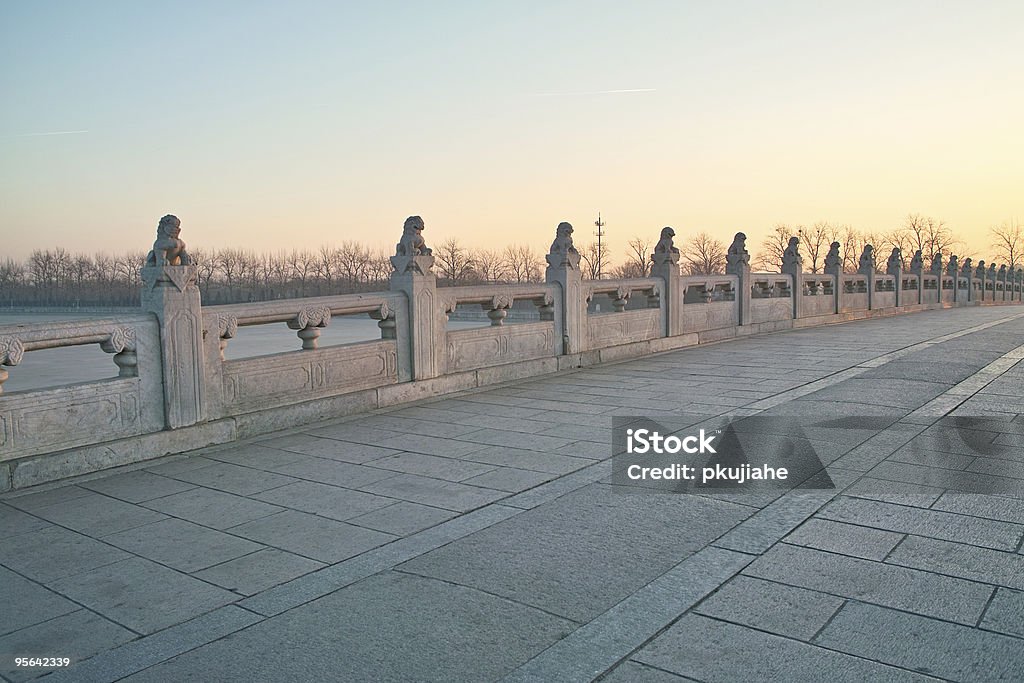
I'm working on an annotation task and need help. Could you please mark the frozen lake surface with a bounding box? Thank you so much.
[0,312,485,394]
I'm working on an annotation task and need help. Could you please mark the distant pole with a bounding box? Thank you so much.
[594,212,607,279]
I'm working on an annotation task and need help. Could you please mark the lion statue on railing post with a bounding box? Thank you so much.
[145,214,191,266]
[395,215,432,257]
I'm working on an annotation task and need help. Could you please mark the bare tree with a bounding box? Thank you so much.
[436,237,476,283]
[681,232,727,275]
[287,249,316,297]
[990,219,1023,269]
[365,247,392,284]
[621,237,653,278]
[503,244,542,283]
[796,223,830,273]
[580,242,610,280]
[902,214,959,260]
[755,225,791,272]
[470,249,508,282]
[336,241,370,285]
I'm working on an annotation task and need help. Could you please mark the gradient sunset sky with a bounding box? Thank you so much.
[2,1,1021,262]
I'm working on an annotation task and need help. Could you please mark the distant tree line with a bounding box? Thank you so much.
[2,217,1019,308]
[756,215,1023,274]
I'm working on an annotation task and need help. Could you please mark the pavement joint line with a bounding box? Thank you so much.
[901,343,1024,424]
[499,547,753,683]
[237,503,523,617]
[38,605,264,683]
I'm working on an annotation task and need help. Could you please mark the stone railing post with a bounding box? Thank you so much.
[726,232,752,325]
[650,227,681,336]
[823,241,842,313]
[545,222,585,353]
[945,255,959,303]
[858,245,876,310]
[388,216,445,380]
[987,263,998,301]
[960,258,973,302]
[975,261,987,301]
[909,250,925,304]
[930,254,944,304]
[886,248,903,307]
[140,214,206,429]
[1016,268,1023,301]
[780,236,803,318]
[997,265,1008,301]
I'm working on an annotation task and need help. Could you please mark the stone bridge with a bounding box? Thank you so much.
[1,219,1024,681]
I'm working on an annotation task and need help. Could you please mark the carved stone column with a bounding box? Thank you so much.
[823,241,842,313]
[781,236,803,318]
[946,255,960,303]
[545,222,584,353]
[886,248,903,307]
[960,258,973,303]
[975,261,988,302]
[858,245,876,310]
[909,250,925,304]
[141,215,205,428]
[388,216,445,379]
[650,227,681,336]
[726,233,752,324]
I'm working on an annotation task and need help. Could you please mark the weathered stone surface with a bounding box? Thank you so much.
[745,543,993,624]
[816,601,1024,681]
[695,575,844,640]
[399,484,750,622]
[48,557,238,634]
[120,572,575,683]
[635,613,932,682]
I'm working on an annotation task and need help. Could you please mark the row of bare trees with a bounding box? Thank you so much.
[757,216,1023,274]
[3,218,1019,308]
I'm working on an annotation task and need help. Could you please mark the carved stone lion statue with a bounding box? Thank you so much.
[946,255,959,276]
[549,222,578,256]
[782,236,803,271]
[395,216,431,257]
[858,244,875,273]
[910,249,924,272]
[727,232,749,265]
[975,260,986,278]
[824,242,842,272]
[886,247,903,275]
[654,227,679,255]
[145,215,191,266]
[960,257,973,275]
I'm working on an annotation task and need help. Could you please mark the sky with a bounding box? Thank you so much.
[2,1,1022,262]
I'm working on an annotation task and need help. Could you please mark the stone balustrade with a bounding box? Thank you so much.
[1,219,1023,490]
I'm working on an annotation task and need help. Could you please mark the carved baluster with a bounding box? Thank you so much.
[535,293,555,321]
[647,284,662,308]
[217,315,237,361]
[288,306,331,350]
[612,287,631,312]
[483,294,513,326]
[441,297,458,322]
[100,327,138,378]
[369,303,397,340]
[0,336,25,394]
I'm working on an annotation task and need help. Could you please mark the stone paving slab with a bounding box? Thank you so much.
[4,306,1024,681]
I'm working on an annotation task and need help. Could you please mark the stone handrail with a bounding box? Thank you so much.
[2,219,1023,490]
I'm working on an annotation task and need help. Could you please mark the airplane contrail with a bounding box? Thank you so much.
[532,88,657,96]
[15,130,90,137]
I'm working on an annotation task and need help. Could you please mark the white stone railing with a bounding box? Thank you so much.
[2,219,1023,490]
[201,293,407,420]
[0,315,165,467]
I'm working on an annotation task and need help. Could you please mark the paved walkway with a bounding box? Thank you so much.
[3,306,1024,682]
